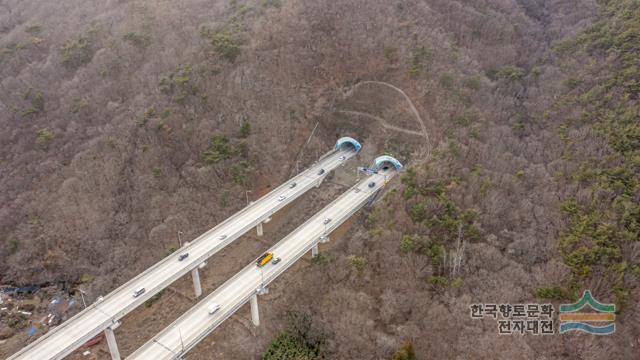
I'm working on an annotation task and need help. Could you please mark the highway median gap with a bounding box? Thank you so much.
[127,155,402,360]
[8,137,362,360]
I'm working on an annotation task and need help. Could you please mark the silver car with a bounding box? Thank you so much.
[208,303,221,315]
[132,288,145,298]
[323,218,331,225]
[277,195,286,201]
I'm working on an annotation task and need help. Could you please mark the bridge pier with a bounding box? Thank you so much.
[191,267,202,298]
[104,322,121,360]
[250,294,260,326]
[311,244,319,258]
[256,222,263,237]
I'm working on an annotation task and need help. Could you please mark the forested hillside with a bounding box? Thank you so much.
[0,0,637,359]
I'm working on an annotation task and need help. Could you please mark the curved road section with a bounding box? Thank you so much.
[128,165,398,359]
[8,140,360,360]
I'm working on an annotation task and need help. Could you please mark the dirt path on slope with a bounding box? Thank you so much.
[343,81,431,157]
[337,110,425,137]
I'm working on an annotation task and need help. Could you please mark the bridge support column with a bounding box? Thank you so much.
[315,179,322,188]
[250,294,260,326]
[311,244,319,257]
[191,267,202,298]
[256,222,264,237]
[104,324,121,360]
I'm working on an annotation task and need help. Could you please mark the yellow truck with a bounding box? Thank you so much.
[256,252,274,267]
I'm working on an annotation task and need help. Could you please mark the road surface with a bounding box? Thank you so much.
[127,168,396,359]
[8,147,357,360]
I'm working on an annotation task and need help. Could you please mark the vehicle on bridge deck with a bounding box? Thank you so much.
[271,257,282,265]
[317,168,325,175]
[132,288,145,298]
[207,303,221,315]
[178,253,189,261]
[256,252,274,267]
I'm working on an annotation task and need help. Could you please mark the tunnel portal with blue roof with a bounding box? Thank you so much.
[335,137,362,153]
[372,155,403,171]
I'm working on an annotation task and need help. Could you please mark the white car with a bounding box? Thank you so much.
[208,303,221,315]
[277,195,286,201]
[323,218,331,225]
[339,155,346,161]
[132,288,145,298]
[218,234,227,240]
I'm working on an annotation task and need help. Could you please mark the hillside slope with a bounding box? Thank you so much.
[1,0,637,359]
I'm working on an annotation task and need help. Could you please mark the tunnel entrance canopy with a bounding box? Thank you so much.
[335,137,362,153]
[372,155,403,171]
